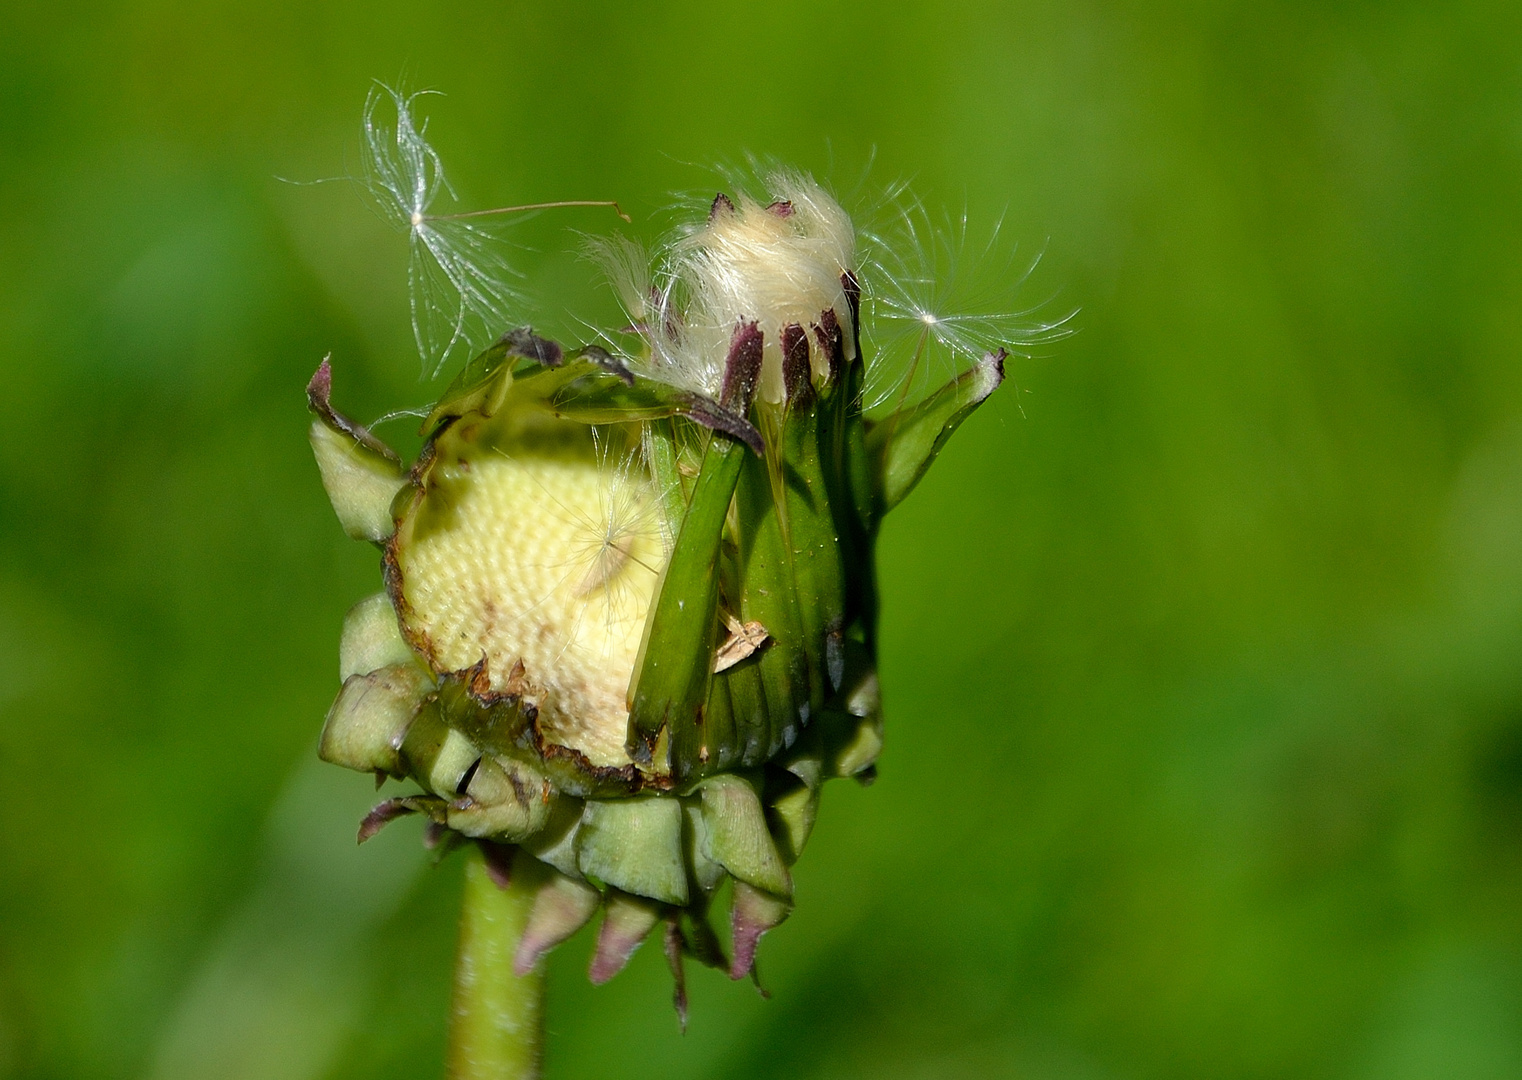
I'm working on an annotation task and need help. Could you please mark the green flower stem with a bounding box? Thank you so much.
[449,845,546,1080]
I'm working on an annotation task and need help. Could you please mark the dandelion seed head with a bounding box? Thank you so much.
[598,171,858,402]
[594,167,1070,413]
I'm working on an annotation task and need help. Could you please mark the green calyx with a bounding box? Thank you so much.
[309,272,1003,988]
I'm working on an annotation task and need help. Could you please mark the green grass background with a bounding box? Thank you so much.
[3,1,1522,1077]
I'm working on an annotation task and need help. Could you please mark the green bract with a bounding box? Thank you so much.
[309,180,1006,1000]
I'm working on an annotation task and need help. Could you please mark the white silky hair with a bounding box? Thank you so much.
[594,172,1075,413]
[597,172,859,404]
[362,84,523,376]
[859,193,1077,410]
[357,82,1067,404]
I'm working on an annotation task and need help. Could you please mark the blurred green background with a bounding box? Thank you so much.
[4,1,1522,1077]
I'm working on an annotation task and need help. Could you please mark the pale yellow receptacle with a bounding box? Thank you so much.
[398,448,666,768]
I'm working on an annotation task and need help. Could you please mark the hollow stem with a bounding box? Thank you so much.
[449,844,547,1080]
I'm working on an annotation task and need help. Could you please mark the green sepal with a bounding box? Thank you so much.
[780,403,850,701]
[542,363,764,454]
[817,363,879,666]
[841,638,882,721]
[307,359,409,543]
[424,675,532,761]
[423,330,638,432]
[319,663,433,775]
[765,770,820,865]
[425,335,763,454]
[520,796,587,879]
[422,337,516,432]
[732,437,809,763]
[824,638,884,778]
[837,361,877,543]
[786,754,824,789]
[357,794,448,843]
[339,593,415,680]
[420,333,635,430]
[644,418,691,538]
[398,704,481,797]
[577,796,689,906]
[515,871,602,975]
[693,665,738,780]
[777,722,826,790]
[590,890,664,985]
[831,714,883,779]
[716,659,769,778]
[729,879,791,981]
[682,802,727,894]
[447,755,555,842]
[310,420,408,543]
[626,436,745,772]
[866,349,1006,517]
[696,774,791,898]
[542,363,693,424]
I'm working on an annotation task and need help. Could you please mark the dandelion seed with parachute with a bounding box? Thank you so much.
[362,85,522,375]
[861,194,1076,410]
[362,84,629,376]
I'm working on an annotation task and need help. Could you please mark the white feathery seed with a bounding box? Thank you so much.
[860,196,1075,410]
[599,172,858,403]
[363,84,524,376]
[594,170,1069,413]
[360,79,1065,410]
